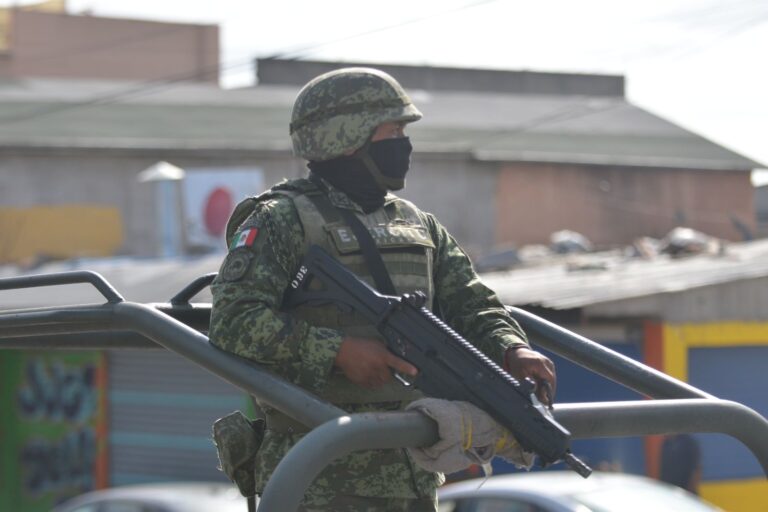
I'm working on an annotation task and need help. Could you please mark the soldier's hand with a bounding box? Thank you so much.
[335,337,418,388]
[504,346,557,405]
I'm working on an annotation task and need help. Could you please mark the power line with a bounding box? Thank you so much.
[0,57,255,124]
[661,10,768,63]
[266,0,503,60]
[7,23,193,66]
[0,0,504,126]
[479,100,625,148]
[598,3,768,65]
[644,0,760,27]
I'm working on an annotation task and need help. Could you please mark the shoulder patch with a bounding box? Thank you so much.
[220,250,254,282]
[230,227,259,250]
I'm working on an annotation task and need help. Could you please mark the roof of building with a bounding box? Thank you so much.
[0,254,220,310]
[481,238,768,310]
[256,57,627,97]
[4,237,768,313]
[0,73,761,170]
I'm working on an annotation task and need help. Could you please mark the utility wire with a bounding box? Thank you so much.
[660,10,768,63]
[266,0,503,60]
[0,0,503,126]
[6,23,194,66]
[0,57,254,124]
[477,100,624,149]
[598,3,768,65]
[643,0,760,27]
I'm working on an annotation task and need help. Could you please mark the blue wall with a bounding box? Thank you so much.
[688,346,768,481]
[493,342,648,475]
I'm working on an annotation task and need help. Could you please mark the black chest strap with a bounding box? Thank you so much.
[307,173,397,295]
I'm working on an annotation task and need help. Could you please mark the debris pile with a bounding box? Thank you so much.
[477,227,728,273]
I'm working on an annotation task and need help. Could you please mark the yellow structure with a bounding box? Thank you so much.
[0,8,9,51]
[662,322,768,511]
[0,205,123,264]
[0,1,67,51]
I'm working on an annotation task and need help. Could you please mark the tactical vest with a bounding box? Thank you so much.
[237,178,434,408]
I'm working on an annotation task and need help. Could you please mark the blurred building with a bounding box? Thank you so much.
[1,46,767,509]
[0,56,763,264]
[481,238,768,512]
[0,2,223,264]
[257,59,763,252]
[0,2,218,83]
[756,182,768,237]
[2,237,768,510]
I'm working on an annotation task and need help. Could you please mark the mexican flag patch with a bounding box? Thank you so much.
[231,227,259,249]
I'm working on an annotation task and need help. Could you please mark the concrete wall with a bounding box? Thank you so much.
[2,147,754,261]
[0,151,298,258]
[398,155,499,258]
[3,10,219,83]
[0,149,499,259]
[585,276,768,322]
[495,162,755,248]
[756,185,768,238]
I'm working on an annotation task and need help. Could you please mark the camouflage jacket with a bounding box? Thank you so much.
[209,177,529,499]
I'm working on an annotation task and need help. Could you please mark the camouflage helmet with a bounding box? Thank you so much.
[290,67,422,161]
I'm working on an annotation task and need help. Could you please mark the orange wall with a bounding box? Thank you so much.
[495,163,755,247]
[4,10,219,83]
[0,205,123,263]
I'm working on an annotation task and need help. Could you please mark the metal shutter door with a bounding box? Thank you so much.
[107,349,249,485]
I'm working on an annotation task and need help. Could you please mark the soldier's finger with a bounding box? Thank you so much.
[543,369,557,395]
[537,381,555,407]
[529,364,556,397]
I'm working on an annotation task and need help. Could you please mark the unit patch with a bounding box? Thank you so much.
[220,250,254,282]
[327,223,434,254]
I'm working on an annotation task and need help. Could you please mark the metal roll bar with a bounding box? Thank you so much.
[260,399,768,511]
[1,271,767,512]
[507,306,713,399]
[0,270,124,303]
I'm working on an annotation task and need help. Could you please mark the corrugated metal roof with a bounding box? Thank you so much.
[0,255,220,309]
[481,238,768,310]
[3,238,768,312]
[0,78,761,170]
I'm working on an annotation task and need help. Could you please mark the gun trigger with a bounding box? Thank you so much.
[540,381,554,411]
[393,372,413,387]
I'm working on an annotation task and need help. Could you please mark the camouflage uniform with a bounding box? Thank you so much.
[209,68,530,511]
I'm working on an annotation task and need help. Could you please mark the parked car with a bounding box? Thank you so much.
[52,482,248,512]
[437,471,722,512]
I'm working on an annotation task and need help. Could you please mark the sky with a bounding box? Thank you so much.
[6,0,768,178]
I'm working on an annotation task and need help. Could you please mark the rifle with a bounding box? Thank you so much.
[286,244,592,477]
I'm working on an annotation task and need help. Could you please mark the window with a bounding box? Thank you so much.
[473,498,547,512]
[99,501,156,512]
[439,498,547,512]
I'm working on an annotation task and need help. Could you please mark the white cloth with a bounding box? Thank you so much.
[405,398,535,474]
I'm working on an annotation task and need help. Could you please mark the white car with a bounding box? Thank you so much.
[438,472,722,512]
[52,482,248,512]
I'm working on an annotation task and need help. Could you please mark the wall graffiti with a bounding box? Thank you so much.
[0,353,106,511]
[17,359,97,423]
[20,428,96,496]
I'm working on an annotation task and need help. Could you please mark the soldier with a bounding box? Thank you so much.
[209,67,556,512]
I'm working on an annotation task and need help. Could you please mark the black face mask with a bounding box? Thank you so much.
[308,137,414,213]
[308,158,386,213]
[366,137,413,191]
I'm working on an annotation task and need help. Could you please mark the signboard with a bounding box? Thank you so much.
[0,352,108,511]
[182,168,265,253]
